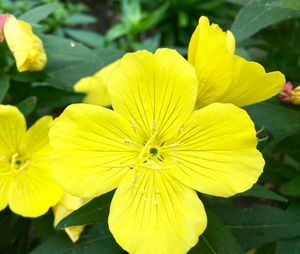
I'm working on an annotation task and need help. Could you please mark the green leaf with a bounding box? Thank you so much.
[41,34,104,90]
[211,204,300,250]
[56,192,113,229]
[282,175,300,196]
[231,0,300,42]
[274,132,300,161]
[189,211,243,254]
[276,239,300,254]
[269,0,300,10]
[64,14,97,26]
[65,29,104,48]
[94,48,124,66]
[237,184,287,202]
[0,75,9,103]
[18,3,60,24]
[17,96,37,116]
[31,86,84,110]
[246,98,300,141]
[31,223,123,254]
[105,23,129,41]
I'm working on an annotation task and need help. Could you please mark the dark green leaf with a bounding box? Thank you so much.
[31,223,123,254]
[94,48,124,66]
[246,98,300,142]
[274,132,300,161]
[282,175,300,196]
[0,75,9,103]
[64,14,97,26]
[269,0,300,10]
[212,204,300,250]
[237,184,287,202]
[231,0,300,42]
[65,29,104,48]
[18,3,60,24]
[56,192,113,229]
[30,86,83,111]
[41,34,104,90]
[17,96,37,116]
[276,239,300,254]
[189,211,243,254]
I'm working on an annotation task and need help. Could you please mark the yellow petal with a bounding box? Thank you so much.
[188,16,285,108]
[74,61,119,106]
[170,103,264,197]
[4,16,47,72]
[0,176,11,211]
[0,105,26,156]
[53,192,89,242]
[49,103,138,198]
[188,16,234,108]
[107,49,198,142]
[8,115,63,217]
[8,158,63,217]
[22,116,53,158]
[219,55,286,107]
[109,170,207,254]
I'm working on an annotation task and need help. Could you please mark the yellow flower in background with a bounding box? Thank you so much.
[0,14,47,72]
[0,105,63,217]
[50,49,264,254]
[74,61,119,106]
[53,193,90,243]
[188,16,285,108]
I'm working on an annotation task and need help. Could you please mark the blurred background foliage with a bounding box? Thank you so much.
[1,0,300,254]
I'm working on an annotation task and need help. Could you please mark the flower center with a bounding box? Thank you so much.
[149,147,158,156]
[10,153,29,172]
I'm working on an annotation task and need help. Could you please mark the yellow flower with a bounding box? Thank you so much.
[188,16,285,108]
[49,49,264,254]
[53,192,89,243]
[74,61,119,106]
[0,14,47,72]
[0,105,63,217]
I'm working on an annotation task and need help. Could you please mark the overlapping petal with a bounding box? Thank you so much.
[188,16,234,108]
[188,16,285,108]
[49,103,139,198]
[8,115,63,217]
[219,55,286,106]
[109,170,207,254]
[8,158,63,217]
[0,105,26,156]
[170,103,264,197]
[108,49,198,141]
[74,61,119,106]
[22,116,53,157]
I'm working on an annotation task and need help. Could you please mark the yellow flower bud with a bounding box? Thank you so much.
[53,193,90,243]
[1,14,47,72]
[291,85,300,105]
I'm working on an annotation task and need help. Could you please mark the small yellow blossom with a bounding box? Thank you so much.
[74,61,119,106]
[53,192,89,242]
[188,16,285,108]
[0,14,47,72]
[50,49,264,254]
[0,105,63,217]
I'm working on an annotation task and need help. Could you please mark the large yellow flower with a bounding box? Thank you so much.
[188,16,285,108]
[49,49,264,254]
[0,14,47,72]
[0,105,63,217]
[74,60,119,106]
